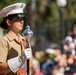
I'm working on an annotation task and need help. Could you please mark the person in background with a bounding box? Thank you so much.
[51,65,64,75]
[0,3,32,75]
[71,30,76,50]
[71,20,76,51]
[54,47,67,75]
[42,52,55,75]
[63,36,76,55]
[64,50,76,75]
[32,51,44,75]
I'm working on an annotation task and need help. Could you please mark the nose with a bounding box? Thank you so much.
[20,19,24,24]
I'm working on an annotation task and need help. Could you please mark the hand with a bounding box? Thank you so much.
[23,48,32,60]
[7,48,32,73]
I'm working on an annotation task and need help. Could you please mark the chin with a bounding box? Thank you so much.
[20,27,23,30]
[18,28,22,32]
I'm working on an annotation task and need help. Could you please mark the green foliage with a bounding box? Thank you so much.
[0,0,76,51]
[0,0,16,9]
[39,53,55,63]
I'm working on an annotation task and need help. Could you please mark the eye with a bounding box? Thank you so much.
[12,17,25,21]
[18,17,25,20]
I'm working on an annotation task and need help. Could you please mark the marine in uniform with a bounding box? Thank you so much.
[0,2,32,75]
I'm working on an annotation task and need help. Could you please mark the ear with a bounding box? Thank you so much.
[6,19,11,26]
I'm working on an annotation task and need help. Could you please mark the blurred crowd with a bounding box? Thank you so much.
[31,21,76,75]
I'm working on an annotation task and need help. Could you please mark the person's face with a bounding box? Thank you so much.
[52,69,58,75]
[66,40,71,45]
[35,51,41,60]
[7,16,24,33]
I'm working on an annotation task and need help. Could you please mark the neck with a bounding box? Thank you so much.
[8,30,19,37]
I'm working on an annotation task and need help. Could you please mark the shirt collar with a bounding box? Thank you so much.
[5,33,23,43]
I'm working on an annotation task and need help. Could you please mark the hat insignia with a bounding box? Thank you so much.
[20,3,23,8]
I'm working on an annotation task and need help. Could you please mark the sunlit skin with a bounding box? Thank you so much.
[7,17,24,33]
[6,17,24,40]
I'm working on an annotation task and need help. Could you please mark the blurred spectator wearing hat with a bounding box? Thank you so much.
[63,36,76,55]
[63,36,76,75]
[41,52,55,75]
[0,3,32,75]
[44,47,66,75]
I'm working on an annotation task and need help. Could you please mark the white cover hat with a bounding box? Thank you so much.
[0,2,26,17]
[46,48,55,54]
[65,36,73,42]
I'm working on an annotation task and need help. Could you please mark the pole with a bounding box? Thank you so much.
[26,41,30,75]
[23,25,33,75]
[59,7,65,53]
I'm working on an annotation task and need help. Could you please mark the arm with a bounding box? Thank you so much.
[0,62,10,74]
[58,54,67,67]
[0,38,32,74]
[0,48,32,74]
[0,38,11,74]
[7,48,32,73]
[63,43,75,52]
[73,55,76,60]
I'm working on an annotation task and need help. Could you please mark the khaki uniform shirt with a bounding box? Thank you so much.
[0,33,32,75]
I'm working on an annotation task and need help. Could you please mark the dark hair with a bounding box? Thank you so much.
[0,17,12,30]
[0,13,25,30]
[44,52,50,58]
[71,19,76,31]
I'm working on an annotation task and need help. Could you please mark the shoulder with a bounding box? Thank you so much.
[0,35,6,41]
[18,34,25,40]
[0,34,8,44]
[71,43,75,47]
